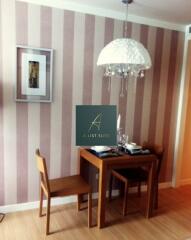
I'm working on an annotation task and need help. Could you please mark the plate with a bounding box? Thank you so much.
[124,143,142,150]
[90,146,111,153]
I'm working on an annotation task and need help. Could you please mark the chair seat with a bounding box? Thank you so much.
[112,167,148,183]
[49,175,91,197]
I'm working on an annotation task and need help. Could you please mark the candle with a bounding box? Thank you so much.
[117,114,121,130]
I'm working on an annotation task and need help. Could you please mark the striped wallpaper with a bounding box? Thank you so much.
[0,0,184,206]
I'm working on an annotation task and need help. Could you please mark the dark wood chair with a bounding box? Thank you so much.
[36,149,92,235]
[108,143,163,216]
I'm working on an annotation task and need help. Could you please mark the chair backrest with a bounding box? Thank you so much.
[142,142,164,177]
[36,149,50,195]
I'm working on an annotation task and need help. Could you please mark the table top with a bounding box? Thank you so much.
[80,147,157,168]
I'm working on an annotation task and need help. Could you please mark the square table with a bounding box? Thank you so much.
[78,148,157,228]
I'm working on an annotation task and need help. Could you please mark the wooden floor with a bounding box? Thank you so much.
[2,186,191,240]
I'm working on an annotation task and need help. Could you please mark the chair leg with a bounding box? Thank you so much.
[120,181,124,197]
[108,174,113,201]
[88,192,92,228]
[123,181,129,216]
[77,194,82,211]
[138,181,141,197]
[46,197,51,235]
[0,213,5,222]
[154,183,159,209]
[39,187,43,217]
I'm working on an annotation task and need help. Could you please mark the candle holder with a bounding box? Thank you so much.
[117,129,129,152]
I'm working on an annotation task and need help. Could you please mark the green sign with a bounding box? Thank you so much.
[76,105,117,146]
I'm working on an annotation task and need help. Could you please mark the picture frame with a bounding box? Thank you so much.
[16,45,53,102]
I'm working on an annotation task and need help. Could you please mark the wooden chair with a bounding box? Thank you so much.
[36,149,92,235]
[108,143,163,216]
[0,213,5,222]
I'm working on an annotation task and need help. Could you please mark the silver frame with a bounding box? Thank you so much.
[15,45,53,103]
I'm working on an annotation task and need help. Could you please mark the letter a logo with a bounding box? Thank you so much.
[88,113,102,131]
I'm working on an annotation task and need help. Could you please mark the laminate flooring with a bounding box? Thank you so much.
[1,186,191,240]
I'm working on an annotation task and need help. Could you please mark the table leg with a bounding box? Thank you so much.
[78,150,84,211]
[98,162,107,228]
[146,160,156,218]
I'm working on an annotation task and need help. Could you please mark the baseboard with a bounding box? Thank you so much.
[158,181,172,189]
[0,196,77,214]
[0,182,172,214]
[128,181,172,192]
[178,178,191,186]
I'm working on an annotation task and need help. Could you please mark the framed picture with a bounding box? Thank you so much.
[16,45,53,102]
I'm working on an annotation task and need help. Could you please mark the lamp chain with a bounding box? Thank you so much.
[124,1,129,38]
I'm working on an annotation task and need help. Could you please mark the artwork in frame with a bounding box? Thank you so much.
[16,45,53,102]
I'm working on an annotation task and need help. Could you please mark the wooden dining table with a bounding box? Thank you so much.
[78,147,157,228]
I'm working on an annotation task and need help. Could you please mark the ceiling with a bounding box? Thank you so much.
[66,0,191,26]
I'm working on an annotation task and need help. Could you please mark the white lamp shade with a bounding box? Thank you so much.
[97,38,151,70]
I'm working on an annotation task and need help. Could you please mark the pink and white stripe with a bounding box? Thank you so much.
[40,6,52,174]
[27,3,41,201]
[140,26,157,143]
[16,1,28,204]
[61,10,75,177]
[92,16,105,105]
[133,25,149,144]
[70,12,85,174]
[2,0,17,205]
[0,1,185,205]
[82,14,95,105]
[101,18,114,105]
[0,0,4,206]
[50,8,64,178]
